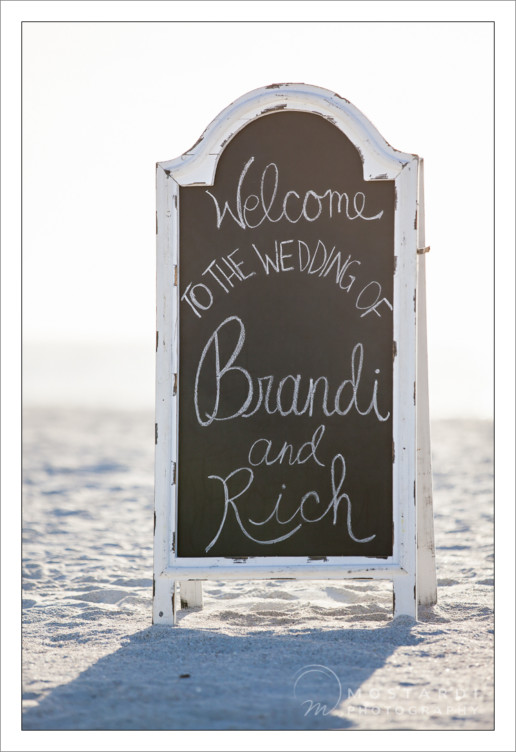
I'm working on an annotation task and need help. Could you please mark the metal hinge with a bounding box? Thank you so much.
[417,246,430,255]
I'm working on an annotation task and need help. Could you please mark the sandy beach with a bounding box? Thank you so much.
[19,407,496,735]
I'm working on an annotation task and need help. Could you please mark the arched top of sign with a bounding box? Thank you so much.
[159,83,416,186]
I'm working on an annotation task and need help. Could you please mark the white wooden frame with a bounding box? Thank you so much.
[153,84,435,625]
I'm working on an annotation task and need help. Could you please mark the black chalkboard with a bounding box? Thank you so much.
[177,111,395,558]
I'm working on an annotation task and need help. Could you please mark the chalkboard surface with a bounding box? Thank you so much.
[177,111,395,558]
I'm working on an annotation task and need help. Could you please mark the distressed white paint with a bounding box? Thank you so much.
[154,84,424,625]
[153,164,178,626]
[391,155,419,620]
[163,563,407,580]
[160,84,412,186]
[416,160,438,607]
[180,580,203,609]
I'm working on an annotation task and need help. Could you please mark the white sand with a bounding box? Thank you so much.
[21,408,495,734]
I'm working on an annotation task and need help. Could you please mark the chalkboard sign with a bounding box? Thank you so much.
[154,84,428,623]
[178,110,394,558]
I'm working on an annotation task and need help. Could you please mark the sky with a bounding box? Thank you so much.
[4,2,515,420]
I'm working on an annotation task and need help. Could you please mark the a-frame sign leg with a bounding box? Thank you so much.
[416,159,437,607]
[416,253,437,605]
[180,581,204,609]
[393,158,436,619]
[393,573,417,619]
[153,578,177,626]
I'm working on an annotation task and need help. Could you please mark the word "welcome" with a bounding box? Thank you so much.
[206,157,384,229]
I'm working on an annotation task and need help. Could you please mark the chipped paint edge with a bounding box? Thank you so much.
[158,83,414,186]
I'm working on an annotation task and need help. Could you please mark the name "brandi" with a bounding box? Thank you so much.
[194,316,390,427]
[206,156,384,229]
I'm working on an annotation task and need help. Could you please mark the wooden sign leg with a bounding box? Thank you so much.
[180,581,204,609]
[416,158,437,607]
[153,578,177,626]
[393,573,418,619]
[416,253,437,606]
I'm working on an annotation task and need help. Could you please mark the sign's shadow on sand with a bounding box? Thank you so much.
[23,616,421,730]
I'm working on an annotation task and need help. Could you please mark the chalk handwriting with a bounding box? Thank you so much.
[206,157,384,229]
[194,316,390,427]
[205,452,376,552]
[248,424,326,468]
[181,238,392,319]
[181,247,256,318]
